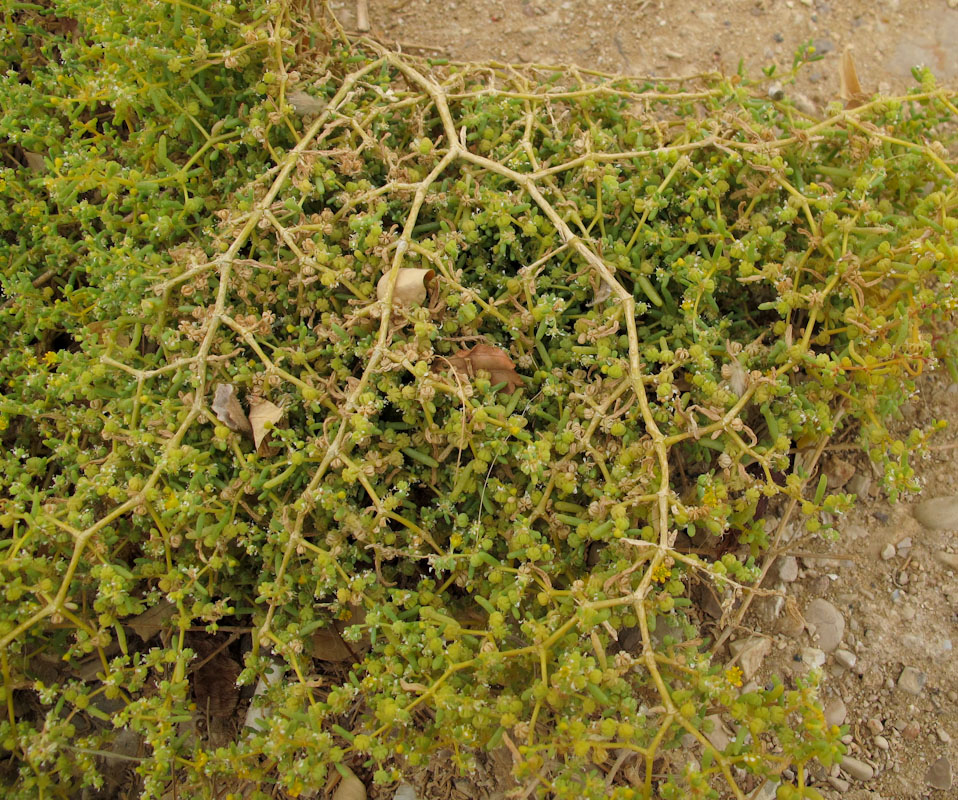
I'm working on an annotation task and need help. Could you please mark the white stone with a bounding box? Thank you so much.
[834,649,857,670]
[729,637,771,679]
[914,496,958,530]
[805,599,845,652]
[841,755,874,781]
[824,697,847,727]
[880,543,896,560]
[778,556,799,582]
[897,666,926,695]
[801,647,826,669]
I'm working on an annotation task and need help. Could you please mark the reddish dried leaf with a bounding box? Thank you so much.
[446,343,523,394]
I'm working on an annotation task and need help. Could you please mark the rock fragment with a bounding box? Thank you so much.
[834,649,857,670]
[729,637,771,679]
[897,666,926,696]
[778,556,799,582]
[804,599,845,652]
[841,755,874,781]
[824,697,847,727]
[926,757,953,791]
[914,496,958,530]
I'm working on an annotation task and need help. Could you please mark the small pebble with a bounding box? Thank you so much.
[394,785,420,800]
[778,556,799,582]
[938,728,952,744]
[834,649,857,670]
[896,537,912,557]
[841,755,874,781]
[866,718,884,735]
[824,697,847,727]
[880,543,896,560]
[914,496,958,530]
[827,776,850,792]
[926,757,953,791]
[873,735,889,750]
[805,599,845,652]
[801,647,826,669]
[846,474,871,497]
[898,666,926,696]
[903,722,920,740]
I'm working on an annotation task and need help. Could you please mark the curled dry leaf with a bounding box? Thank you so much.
[376,268,435,306]
[445,343,523,394]
[332,766,366,800]
[212,384,252,435]
[248,398,283,451]
[287,89,326,117]
[839,48,867,109]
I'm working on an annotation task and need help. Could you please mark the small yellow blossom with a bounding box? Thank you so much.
[724,666,743,687]
[43,351,59,366]
[651,563,672,583]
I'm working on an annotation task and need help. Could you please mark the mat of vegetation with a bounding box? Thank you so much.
[1,2,956,798]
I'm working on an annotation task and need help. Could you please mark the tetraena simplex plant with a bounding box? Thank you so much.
[1,1,956,798]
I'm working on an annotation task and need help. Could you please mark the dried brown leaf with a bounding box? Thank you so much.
[311,627,355,662]
[839,48,866,109]
[286,90,326,117]
[126,601,175,641]
[212,384,252,435]
[376,268,435,306]
[191,636,241,718]
[332,767,366,800]
[446,343,523,394]
[22,151,46,171]
[248,398,283,451]
[312,604,369,662]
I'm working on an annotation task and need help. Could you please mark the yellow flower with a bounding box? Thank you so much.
[724,666,743,687]
[651,563,672,583]
[43,351,59,366]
